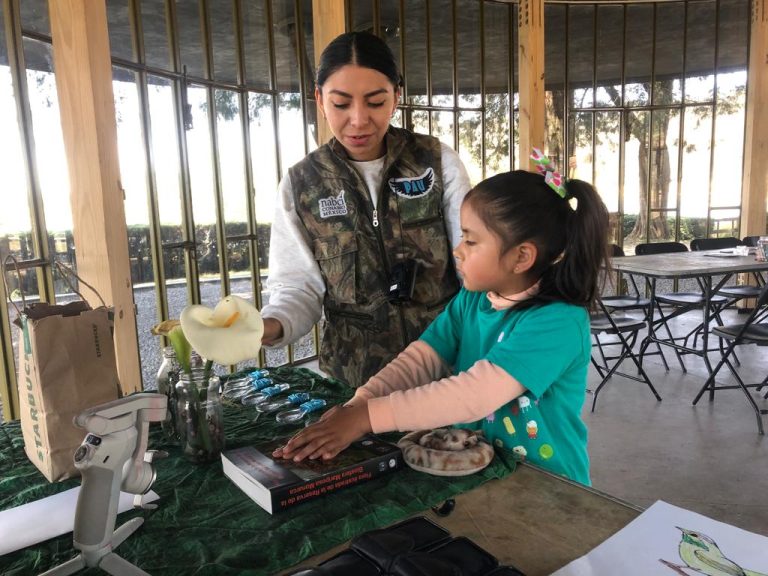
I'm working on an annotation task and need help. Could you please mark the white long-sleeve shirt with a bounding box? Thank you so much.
[261,142,471,347]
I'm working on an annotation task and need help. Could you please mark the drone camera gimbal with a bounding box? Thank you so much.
[40,393,168,576]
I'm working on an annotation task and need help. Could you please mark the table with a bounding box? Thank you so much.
[0,367,641,576]
[611,250,768,405]
[281,463,641,576]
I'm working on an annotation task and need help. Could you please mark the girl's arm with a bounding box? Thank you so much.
[276,360,524,462]
[344,340,450,407]
[367,360,526,432]
[260,175,325,347]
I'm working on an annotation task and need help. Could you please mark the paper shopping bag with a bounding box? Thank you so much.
[5,258,121,481]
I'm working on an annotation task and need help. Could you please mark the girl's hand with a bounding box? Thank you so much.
[272,404,372,461]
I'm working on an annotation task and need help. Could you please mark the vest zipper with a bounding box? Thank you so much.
[349,160,407,347]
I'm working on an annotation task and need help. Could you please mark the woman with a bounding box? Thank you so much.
[261,31,471,387]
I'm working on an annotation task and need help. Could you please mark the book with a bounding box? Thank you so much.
[221,435,404,514]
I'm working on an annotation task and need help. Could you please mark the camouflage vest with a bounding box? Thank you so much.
[288,127,460,387]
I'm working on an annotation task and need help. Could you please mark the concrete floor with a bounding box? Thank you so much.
[583,307,768,536]
[301,307,768,537]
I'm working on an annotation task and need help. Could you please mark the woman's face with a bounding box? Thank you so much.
[316,64,399,161]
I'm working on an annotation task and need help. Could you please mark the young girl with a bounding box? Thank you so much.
[274,163,609,485]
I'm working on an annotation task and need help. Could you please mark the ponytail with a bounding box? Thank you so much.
[543,179,611,309]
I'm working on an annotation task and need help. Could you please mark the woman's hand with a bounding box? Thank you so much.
[272,403,372,461]
[261,317,284,346]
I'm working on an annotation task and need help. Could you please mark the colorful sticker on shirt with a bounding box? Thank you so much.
[512,445,527,460]
[388,168,435,198]
[539,444,554,460]
[318,190,348,218]
[502,416,515,435]
[485,413,496,424]
[518,396,531,413]
[526,420,538,439]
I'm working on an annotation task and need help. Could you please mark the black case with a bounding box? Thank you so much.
[350,516,451,572]
[292,516,526,576]
[317,549,382,576]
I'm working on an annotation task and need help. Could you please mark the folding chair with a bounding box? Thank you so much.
[693,282,768,434]
[635,241,728,371]
[589,299,661,412]
[690,237,763,303]
[603,244,671,371]
[690,237,741,251]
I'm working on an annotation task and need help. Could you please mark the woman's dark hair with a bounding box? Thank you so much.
[464,170,610,310]
[316,31,402,89]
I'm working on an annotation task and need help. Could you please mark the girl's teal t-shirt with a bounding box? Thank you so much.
[420,288,592,485]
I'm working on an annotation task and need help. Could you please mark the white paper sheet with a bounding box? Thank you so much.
[0,487,159,556]
[552,500,768,575]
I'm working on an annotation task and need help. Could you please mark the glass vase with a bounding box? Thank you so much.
[155,346,181,441]
[175,369,225,463]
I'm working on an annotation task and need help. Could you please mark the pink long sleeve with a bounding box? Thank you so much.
[345,340,450,407]
[366,359,526,433]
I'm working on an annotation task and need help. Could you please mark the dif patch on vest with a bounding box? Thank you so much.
[388,168,435,198]
[318,190,348,218]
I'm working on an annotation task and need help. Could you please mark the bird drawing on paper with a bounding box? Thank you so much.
[659,526,768,576]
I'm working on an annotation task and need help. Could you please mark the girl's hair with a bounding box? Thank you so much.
[464,170,610,310]
[316,31,402,89]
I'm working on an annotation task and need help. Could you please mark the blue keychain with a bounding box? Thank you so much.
[224,376,274,400]
[276,399,327,424]
[222,369,270,397]
[241,383,291,406]
[255,392,312,414]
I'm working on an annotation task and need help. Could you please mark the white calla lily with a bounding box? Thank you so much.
[180,295,264,365]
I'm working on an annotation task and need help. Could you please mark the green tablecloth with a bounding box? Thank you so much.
[0,367,516,576]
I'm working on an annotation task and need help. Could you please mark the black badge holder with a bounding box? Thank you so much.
[388,260,419,304]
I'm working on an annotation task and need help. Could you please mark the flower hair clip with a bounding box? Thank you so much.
[530,148,568,199]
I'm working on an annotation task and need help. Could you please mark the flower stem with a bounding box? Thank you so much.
[186,372,214,458]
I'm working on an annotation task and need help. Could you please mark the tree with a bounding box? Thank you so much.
[545,77,745,243]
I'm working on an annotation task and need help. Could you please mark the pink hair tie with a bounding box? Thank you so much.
[530,148,568,199]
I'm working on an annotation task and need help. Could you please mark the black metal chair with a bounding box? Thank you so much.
[690,237,741,252]
[602,244,671,371]
[589,302,661,412]
[601,245,652,310]
[690,237,763,304]
[693,282,768,434]
[590,244,662,410]
[634,241,728,372]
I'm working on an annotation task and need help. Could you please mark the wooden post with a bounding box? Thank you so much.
[312,0,346,146]
[518,0,546,169]
[741,0,768,239]
[48,0,141,394]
